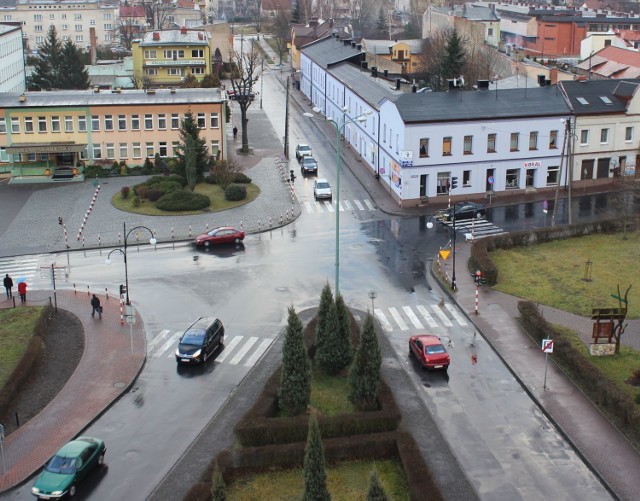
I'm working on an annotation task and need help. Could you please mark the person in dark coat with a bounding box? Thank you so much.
[3,274,12,298]
[17,280,27,303]
[91,294,102,318]
[233,126,238,140]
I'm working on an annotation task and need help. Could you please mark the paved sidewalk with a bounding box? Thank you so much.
[0,290,145,492]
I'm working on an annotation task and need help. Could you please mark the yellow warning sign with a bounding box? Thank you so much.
[439,249,451,260]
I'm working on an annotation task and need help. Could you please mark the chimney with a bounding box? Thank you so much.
[351,41,356,48]
[361,61,368,70]
[356,44,362,51]
[447,79,456,89]
[89,27,97,65]
[153,32,160,41]
[545,79,551,86]
[412,84,417,93]
[538,74,545,86]
[198,32,204,40]
[384,69,388,77]
[477,79,490,89]
[343,39,350,46]
[395,78,401,90]
[181,26,187,35]
[371,67,378,77]
[549,68,558,85]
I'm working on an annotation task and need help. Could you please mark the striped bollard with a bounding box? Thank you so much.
[118,233,121,245]
[82,235,85,247]
[269,217,272,228]
[280,213,283,224]
[98,235,101,247]
[87,285,90,296]
[171,227,175,239]
[258,220,261,231]
[472,218,475,241]
[475,285,479,315]
[120,295,124,325]
[188,225,192,237]
[105,287,109,300]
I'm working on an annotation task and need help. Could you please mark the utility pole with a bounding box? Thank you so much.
[260,58,264,109]
[284,76,290,159]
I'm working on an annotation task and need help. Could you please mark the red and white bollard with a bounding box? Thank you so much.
[105,287,109,300]
[171,227,175,239]
[120,295,125,325]
[188,225,192,237]
[475,285,479,315]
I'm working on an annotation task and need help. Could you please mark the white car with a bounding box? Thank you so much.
[313,179,332,201]
[295,144,312,161]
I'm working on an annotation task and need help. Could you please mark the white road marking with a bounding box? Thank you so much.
[343,200,353,211]
[374,309,393,332]
[364,199,375,210]
[431,305,452,327]
[147,329,171,351]
[445,303,468,326]
[354,200,364,210]
[324,201,334,212]
[243,338,273,366]
[417,305,438,329]
[229,336,259,365]
[403,306,424,329]
[304,201,314,213]
[215,336,243,363]
[388,307,409,331]
[154,331,182,357]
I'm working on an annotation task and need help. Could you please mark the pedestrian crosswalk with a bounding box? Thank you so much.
[374,303,467,333]
[0,255,39,283]
[439,218,506,239]
[303,199,376,214]
[147,329,275,367]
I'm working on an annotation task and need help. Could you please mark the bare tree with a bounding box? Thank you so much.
[298,0,314,24]
[610,173,640,239]
[130,71,152,89]
[230,46,262,153]
[113,14,142,50]
[317,0,340,20]
[416,26,451,90]
[346,0,370,36]
[268,8,291,65]
[142,0,176,30]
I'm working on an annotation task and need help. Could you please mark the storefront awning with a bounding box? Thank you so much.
[6,143,87,154]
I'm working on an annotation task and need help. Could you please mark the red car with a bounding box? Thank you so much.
[194,226,245,248]
[409,334,450,370]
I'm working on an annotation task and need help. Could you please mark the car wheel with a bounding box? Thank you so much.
[69,485,76,497]
[408,345,413,357]
[204,241,211,248]
[234,238,241,243]
[98,453,105,465]
[203,350,208,363]
[220,335,224,346]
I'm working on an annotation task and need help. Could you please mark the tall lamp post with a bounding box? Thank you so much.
[106,222,157,305]
[304,106,370,294]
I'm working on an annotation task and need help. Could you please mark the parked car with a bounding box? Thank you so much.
[436,201,486,222]
[300,155,318,175]
[295,144,312,161]
[409,334,450,370]
[194,226,245,248]
[31,437,106,499]
[313,179,332,201]
[175,317,224,364]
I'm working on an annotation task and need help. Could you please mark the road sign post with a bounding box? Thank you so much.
[542,338,554,390]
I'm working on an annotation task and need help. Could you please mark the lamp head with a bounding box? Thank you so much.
[105,258,112,265]
[312,106,321,114]
[149,236,157,245]
[426,221,434,229]
[303,112,314,118]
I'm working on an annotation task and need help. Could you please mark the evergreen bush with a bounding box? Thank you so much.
[147,188,163,202]
[349,313,382,411]
[366,468,388,501]
[225,184,247,201]
[315,283,334,357]
[234,172,252,183]
[155,190,210,211]
[316,300,343,374]
[278,306,311,416]
[303,413,330,501]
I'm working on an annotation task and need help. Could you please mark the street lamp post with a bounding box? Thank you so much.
[106,222,156,305]
[304,107,370,294]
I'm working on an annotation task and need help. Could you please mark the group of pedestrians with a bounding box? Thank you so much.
[3,273,27,303]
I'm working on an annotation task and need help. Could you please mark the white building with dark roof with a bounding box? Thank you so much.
[0,23,25,92]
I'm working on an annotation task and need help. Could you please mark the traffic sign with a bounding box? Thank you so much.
[488,176,494,185]
[126,315,136,325]
[439,249,451,260]
[542,339,554,353]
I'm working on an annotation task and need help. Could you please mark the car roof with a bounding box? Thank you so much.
[316,178,329,183]
[57,438,101,457]
[412,334,444,346]
[297,143,310,148]
[188,317,218,331]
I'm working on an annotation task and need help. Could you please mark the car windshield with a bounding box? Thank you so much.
[303,158,315,164]
[181,329,205,346]
[426,344,446,354]
[316,182,330,189]
[46,455,77,474]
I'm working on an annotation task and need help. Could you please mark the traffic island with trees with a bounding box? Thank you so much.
[184,286,443,500]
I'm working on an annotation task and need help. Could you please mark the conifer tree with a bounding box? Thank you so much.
[334,293,354,368]
[349,312,381,410]
[366,468,388,501]
[211,462,227,501]
[60,39,90,89]
[316,299,341,374]
[315,283,333,355]
[279,305,311,416]
[175,112,209,182]
[29,26,63,90]
[303,413,331,501]
[442,30,467,80]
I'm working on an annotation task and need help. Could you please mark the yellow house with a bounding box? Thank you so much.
[132,27,212,88]
[0,88,226,183]
[360,39,424,76]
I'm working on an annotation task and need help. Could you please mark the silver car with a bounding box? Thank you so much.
[313,179,332,200]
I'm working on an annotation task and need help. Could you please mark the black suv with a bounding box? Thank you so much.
[175,317,224,364]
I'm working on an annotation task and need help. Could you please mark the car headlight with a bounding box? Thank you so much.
[192,349,201,358]
[31,487,40,494]
[175,348,181,356]
[52,491,63,496]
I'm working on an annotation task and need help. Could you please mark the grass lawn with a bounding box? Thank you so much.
[490,231,640,318]
[227,459,408,500]
[308,365,356,416]
[0,307,44,387]
[111,183,260,216]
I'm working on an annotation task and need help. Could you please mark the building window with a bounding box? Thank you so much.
[529,131,538,150]
[119,143,128,158]
[600,128,609,144]
[419,138,428,158]
[510,132,519,151]
[158,114,167,130]
[74,13,82,20]
[79,147,88,160]
[104,115,113,131]
[463,170,471,186]
[104,13,112,20]
[383,124,386,143]
[118,115,126,131]
[105,33,112,41]
[167,68,184,76]
[93,144,102,159]
[144,114,153,130]
[36,37,44,43]
[436,173,452,194]
[549,130,558,149]
[11,117,20,133]
[171,113,179,129]
[211,140,220,157]
[172,141,179,156]
[159,142,168,157]
[144,68,157,76]
[192,49,204,58]
[91,115,99,131]
[546,166,559,185]
[90,19,96,26]
[442,137,452,156]
[625,126,633,142]
[145,142,155,158]
[106,143,115,159]
[197,113,206,128]
[75,36,84,43]
[75,24,82,31]
[487,133,496,153]
[78,115,87,132]
[192,67,205,75]
[35,25,43,32]
[0,118,5,134]
[38,116,47,133]
[34,14,42,21]
[24,117,34,133]
[163,49,184,59]
[210,113,219,128]
[580,129,589,145]
[51,116,60,132]
[65,116,73,132]
[132,142,141,159]
[131,114,140,130]
[0,147,8,161]
[463,135,472,155]
[506,169,519,188]
[144,50,157,59]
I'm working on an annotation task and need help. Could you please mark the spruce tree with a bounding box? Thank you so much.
[279,305,311,416]
[316,299,341,374]
[315,283,333,355]
[442,30,467,80]
[366,468,388,501]
[175,112,209,182]
[349,313,381,411]
[211,462,227,501]
[29,26,62,90]
[59,39,90,89]
[376,8,387,35]
[334,293,354,368]
[303,413,331,501]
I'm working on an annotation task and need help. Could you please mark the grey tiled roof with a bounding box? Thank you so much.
[301,35,362,69]
[391,86,570,123]
[328,62,400,110]
[559,78,640,115]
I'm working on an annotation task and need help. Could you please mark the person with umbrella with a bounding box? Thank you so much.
[3,273,12,298]
[17,277,27,303]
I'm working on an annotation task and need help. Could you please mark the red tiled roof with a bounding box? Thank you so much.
[120,5,146,17]
[176,0,194,8]
[577,46,640,78]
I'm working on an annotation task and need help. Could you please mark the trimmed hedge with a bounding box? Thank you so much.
[205,172,252,185]
[155,190,210,211]
[224,184,246,201]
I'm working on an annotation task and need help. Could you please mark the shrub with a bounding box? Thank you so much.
[279,306,311,416]
[349,313,382,411]
[315,283,334,357]
[225,184,246,201]
[234,172,252,183]
[316,300,343,375]
[303,414,330,501]
[133,196,140,207]
[136,185,150,199]
[155,190,210,211]
[205,173,218,184]
[120,186,130,199]
[147,188,163,202]
[142,157,153,174]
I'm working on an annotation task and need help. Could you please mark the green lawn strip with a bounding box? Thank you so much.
[490,232,640,318]
[308,365,356,416]
[227,459,408,500]
[0,307,44,387]
[110,183,260,216]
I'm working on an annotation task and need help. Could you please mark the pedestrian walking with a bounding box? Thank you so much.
[233,126,238,140]
[17,280,27,303]
[91,294,102,318]
[3,273,12,298]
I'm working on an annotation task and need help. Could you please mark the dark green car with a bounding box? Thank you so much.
[31,436,106,499]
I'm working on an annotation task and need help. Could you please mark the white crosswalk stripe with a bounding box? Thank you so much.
[303,199,376,214]
[364,199,375,210]
[431,305,453,327]
[374,309,393,332]
[147,329,171,351]
[324,201,334,212]
[213,335,243,363]
[304,201,314,214]
[314,201,324,213]
[373,304,470,333]
[416,305,438,328]
[244,338,274,367]
[388,307,409,331]
[154,331,182,358]
[229,336,258,365]
[439,219,507,240]
[403,306,424,329]
[0,256,39,282]
[354,200,364,210]
[445,303,467,326]
[343,200,353,211]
